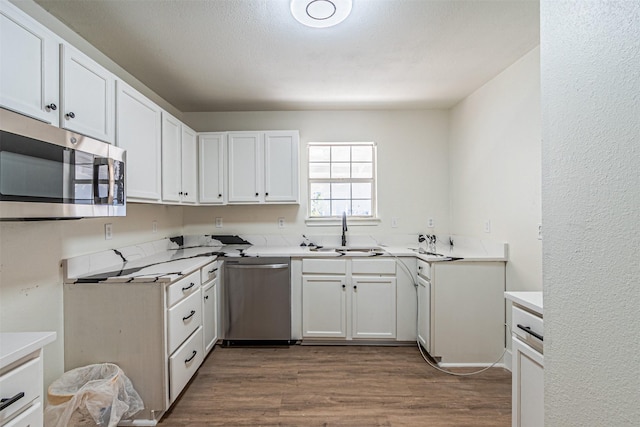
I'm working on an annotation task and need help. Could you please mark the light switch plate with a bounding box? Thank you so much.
[484,220,491,233]
[391,217,399,228]
[152,221,158,233]
[215,217,223,228]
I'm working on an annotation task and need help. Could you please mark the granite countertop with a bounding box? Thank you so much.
[0,332,57,369]
[64,235,508,284]
[505,291,543,316]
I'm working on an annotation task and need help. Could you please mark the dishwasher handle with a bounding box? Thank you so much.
[226,264,289,269]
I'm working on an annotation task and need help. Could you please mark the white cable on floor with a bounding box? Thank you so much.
[380,246,509,377]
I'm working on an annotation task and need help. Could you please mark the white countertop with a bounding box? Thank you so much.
[64,235,508,284]
[505,291,543,316]
[0,331,57,369]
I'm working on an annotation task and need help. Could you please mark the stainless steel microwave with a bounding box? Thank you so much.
[0,108,125,220]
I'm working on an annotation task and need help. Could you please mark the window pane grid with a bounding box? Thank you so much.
[308,143,376,218]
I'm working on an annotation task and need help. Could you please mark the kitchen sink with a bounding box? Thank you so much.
[309,246,385,255]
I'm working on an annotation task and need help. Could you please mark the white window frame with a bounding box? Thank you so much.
[305,142,380,226]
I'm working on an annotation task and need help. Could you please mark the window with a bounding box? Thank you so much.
[308,142,377,218]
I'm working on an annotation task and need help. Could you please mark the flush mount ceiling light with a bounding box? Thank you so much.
[291,0,352,28]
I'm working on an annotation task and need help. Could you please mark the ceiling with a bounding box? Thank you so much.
[33,0,540,112]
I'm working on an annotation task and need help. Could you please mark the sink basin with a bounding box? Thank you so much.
[309,246,384,255]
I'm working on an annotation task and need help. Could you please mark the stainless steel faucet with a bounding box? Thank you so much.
[341,211,348,247]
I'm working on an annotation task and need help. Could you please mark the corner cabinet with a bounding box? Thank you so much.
[116,81,162,202]
[60,44,115,143]
[161,112,197,204]
[198,133,226,204]
[227,131,299,204]
[0,0,60,126]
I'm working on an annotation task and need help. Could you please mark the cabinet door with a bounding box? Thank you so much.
[198,133,226,204]
[116,81,161,201]
[60,44,114,143]
[264,131,299,203]
[227,132,263,203]
[203,281,218,354]
[0,1,59,126]
[417,276,431,352]
[180,125,197,204]
[512,337,544,427]
[161,112,182,203]
[302,276,346,338]
[351,277,397,339]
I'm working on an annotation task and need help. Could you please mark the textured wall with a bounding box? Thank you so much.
[541,1,640,425]
[449,47,541,293]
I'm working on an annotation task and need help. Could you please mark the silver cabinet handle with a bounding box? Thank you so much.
[226,264,288,270]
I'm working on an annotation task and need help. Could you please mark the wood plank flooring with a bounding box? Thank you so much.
[159,345,511,426]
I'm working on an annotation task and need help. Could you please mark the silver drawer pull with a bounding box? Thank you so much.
[517,324,544,341]
[0,392,25,411]
[182,282,196,292]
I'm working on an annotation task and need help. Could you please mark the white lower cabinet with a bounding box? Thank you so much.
[301,258,398,341]
[202,261,220,354]
[416,273,431,350]
[302,276,347,338]
[63,259,217,424]
[510,303,544,427]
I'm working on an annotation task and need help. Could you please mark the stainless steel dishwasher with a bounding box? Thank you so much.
[223,257,291,345]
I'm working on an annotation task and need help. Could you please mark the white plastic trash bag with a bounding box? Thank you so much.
[44,363,143,427]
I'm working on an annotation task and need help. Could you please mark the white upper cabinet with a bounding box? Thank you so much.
[198,133,226,204]
[161,112,197,204]
[180,125,197,204]
[60,44,115,143]
[227,132,263,203]
[161,112,183,203]
[116,81,162,202]
[0,0,60,126]
[227,131,299,204]
[264,131,300,203]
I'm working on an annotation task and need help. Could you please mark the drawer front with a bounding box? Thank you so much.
[0,357,41,424]
[201,261,219,284]
[417,259,431,279]
[3,400,42,427]
[302,259,347,274]
[167,270,201,307]
[169,327,204,403]
[512,305,544,352]
[168,288,203,354]
[351,259,396,275]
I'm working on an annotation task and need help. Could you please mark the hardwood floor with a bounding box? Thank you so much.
[159,345,511,426]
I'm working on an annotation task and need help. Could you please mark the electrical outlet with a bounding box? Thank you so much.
[215,217,223,228]
[538,224,542,240]
[427,218,434,228]
[391,217,399,228]
[484,220,491,233]
[105,223,113,240]
[278,217,285,228]
[152,220,158,233]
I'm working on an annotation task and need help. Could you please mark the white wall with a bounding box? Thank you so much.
[449,47,541,293]
[0,204,183,389]
[541,1,640,425]
[183,110,450,240]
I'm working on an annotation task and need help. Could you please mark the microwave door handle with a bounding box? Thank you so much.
[93,158,109,204]
[108,158,115,205]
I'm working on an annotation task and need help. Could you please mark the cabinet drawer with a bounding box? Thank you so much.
[512,305,543,352]
[168,288,202,354]
[352,259,396,275]
[417,259,431,279]
[3,400,42,427]
[167,270,201,307]
[169,327,204,403]
[0,357,41,424]
[302,259,346,274]
[201,261,219,284]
